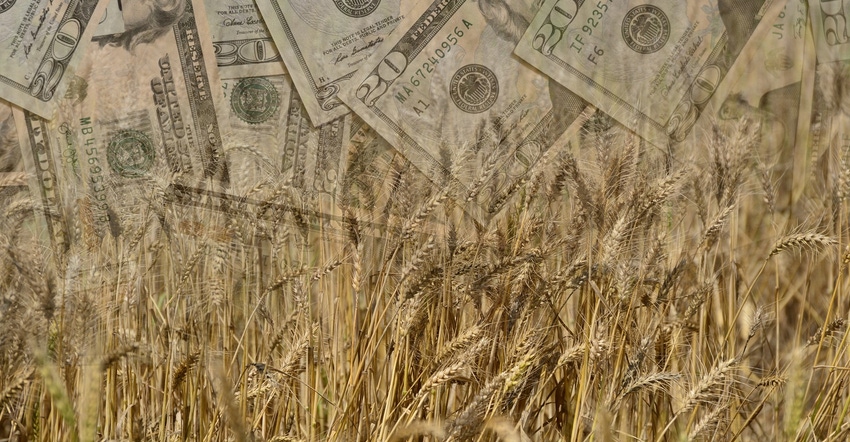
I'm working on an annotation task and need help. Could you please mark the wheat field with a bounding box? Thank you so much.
[1,113,849,441]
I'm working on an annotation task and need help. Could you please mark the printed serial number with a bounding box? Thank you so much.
[355,20,473,106]
[410,22,472,87]
[582,0,613,37]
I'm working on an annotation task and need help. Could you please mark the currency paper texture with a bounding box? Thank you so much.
[95,0,125,36]
[219,72,350,218]
[690,0,813,209]
[342,0,592,221]
[197,2,353,239]
[205,0,286,77]
[807,9,850,201]
[13,0,228,254]
[255,0,417,126]
[515,0,786,148]
[0,0,110,118]
[1,100,27,192]
[809,0,850,63]
[1,99,45,256]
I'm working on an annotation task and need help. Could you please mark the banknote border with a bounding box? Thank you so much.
[19,110,67,251]
[518,2,753,145]
[0,0,101,105]
[534,52,663,133]
[267,1,350,113]
[171,0,226,179]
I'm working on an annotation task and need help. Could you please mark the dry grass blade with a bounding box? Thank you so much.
[4,85,850,442]
[100,343,140,371]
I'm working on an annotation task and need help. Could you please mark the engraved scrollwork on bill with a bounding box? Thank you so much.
[254,0,413,126]
[0,0,110,117]
[316,81,346,112]
[515,0,785,147]
[214,38,282,67]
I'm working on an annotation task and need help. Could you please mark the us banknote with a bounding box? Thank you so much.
[806,18,850,203]
[515,0,787,148]
[95,0,125,36]
[255,0,418,126]
[204,0,285,77]
[688,0,812,210]
[0,0,110,118]
[13,0,228,253]
[0,100,26,191]
[809,0,850,63]
[0,99,46,256]
[219,72,350,214]
[341,0,593,221]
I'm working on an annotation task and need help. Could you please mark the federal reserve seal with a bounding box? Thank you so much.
[333,0,381,18]
[621,5,670,55]
[107,130,155,178]
[0,0,16,14]
[231,77,279,124]
[450,64,499,114]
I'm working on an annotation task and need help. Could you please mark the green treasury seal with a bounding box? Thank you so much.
[107,129,155,177]
[231,77,280,124]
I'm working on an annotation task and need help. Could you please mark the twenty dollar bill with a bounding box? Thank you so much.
[204,0,285,77]
[0,0,109,118]
[515,0,786,147]
[342,0,592,220]
[255,0,416,126]
[14,0,228,253]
